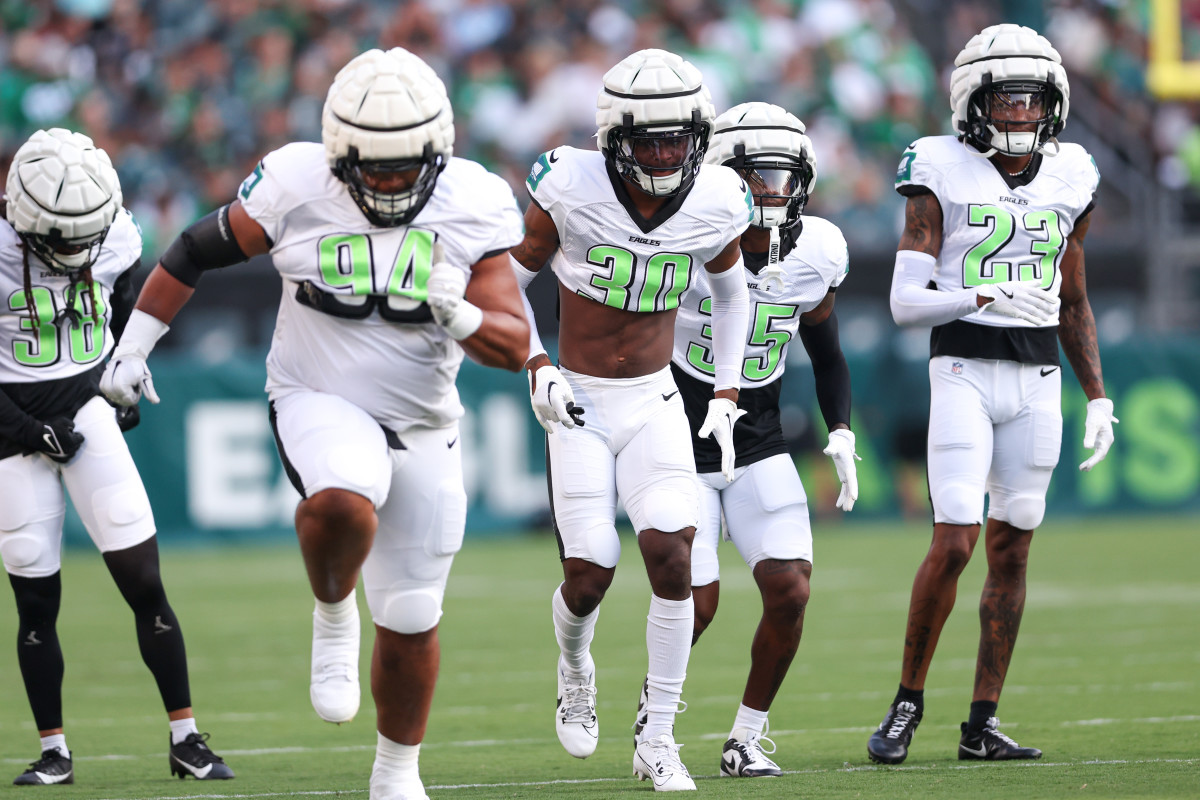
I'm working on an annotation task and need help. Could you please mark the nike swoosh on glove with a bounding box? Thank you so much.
[822,428,862,511]
[698,397,747,482]
[100,355,160,406]
[528,364,584,432]
[977,279,1059,326]
[1079,397,1118,472]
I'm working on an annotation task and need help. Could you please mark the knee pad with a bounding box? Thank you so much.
[1,533,43,571]
[639,488,696,534]
[998,494,1046,531]
[691,540,719,587]
[931,482,984,526]
[372,585,444,635]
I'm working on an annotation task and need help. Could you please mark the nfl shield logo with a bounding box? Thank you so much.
[951,361,963,375]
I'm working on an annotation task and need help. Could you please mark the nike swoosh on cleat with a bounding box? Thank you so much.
[662,391,678,401]
[173,759,213,779]
[960,743,989,758]
[31,771,72,785]
[1040,367,1058,376]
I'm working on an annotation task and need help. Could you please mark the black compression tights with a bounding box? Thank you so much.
[9,571,65,731]
[103,537,192,712]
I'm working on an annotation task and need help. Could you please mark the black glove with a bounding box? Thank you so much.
[114,403,140,433]
[19,417,85,463]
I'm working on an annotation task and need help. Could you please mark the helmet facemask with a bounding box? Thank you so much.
[334,142,446,228]
[607,110,709,197]
[729,145,811,229]
[966,78,1064,157]
[20,226,111,275]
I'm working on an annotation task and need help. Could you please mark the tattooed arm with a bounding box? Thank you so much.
[889,191,984,327]
[1057,214,1106,400]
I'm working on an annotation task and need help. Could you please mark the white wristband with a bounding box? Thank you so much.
[114,308,169,359]
[442,301,483,340]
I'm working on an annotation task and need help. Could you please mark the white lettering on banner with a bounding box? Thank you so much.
[186,401,300,528]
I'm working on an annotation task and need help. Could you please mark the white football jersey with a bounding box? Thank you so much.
[895,135,1099,329]
[673,216,848,388]
[239,142,523,432]
[525,147,751,313]
[0,209,140,383]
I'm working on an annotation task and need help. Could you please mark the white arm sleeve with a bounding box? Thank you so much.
[705,257,750,391]
[889,250,981,327]
[510,254,548,360]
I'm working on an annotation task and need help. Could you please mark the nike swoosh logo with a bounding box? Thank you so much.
[960,743,988,758]
[548,151,559,163]
[31,770,72,784]
[174,760,213,779]
[662,391,678,401]
[1000,288,1014,299]
[1040,367,1058,376]
[447,436,458,449]
[42,432,59,452]
[25,631,42,645]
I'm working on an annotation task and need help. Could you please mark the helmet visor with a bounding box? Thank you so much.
[622,126,700,174]
[741,166,804,206]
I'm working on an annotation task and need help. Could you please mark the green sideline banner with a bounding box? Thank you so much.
[61,337,1200,547]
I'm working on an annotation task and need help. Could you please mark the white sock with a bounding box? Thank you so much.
[732,704,769,739]
[642,593,693,741]
[315,594,357,629]
[40,733,68,758]
[552,583,598,675]
[169,717,199,745]
[371,732,421,786]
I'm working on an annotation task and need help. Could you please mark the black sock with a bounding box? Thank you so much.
[967,700,998,732]
[9,573,65,731]
[895,684,924,711]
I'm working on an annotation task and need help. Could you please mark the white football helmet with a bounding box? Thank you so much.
[322,47,454,227]
[705,102,816,229]
[596,48,714,196]
[5,128,122,273]
[950,24,1069,157]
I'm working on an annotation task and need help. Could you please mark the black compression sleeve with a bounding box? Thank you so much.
[798,309,852,431]
[0,387,38,448]
[109,260,140,344]
[160,204,248,287]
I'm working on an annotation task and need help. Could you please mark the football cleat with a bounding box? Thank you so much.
[369,766,429,800]
[632,675,649,745]
[13,749,73,785]
[633,733,695,791]
[958,717,1042,760]
[867,700,922,764]
[168,733,234,780]
[310,602,361,724]
[720,726,782,777]
[556,657,598,758]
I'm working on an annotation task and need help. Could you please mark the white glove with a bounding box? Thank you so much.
[698,397,747,483]
[100,309,168,406]
[427,255,482,340]
[528,364,584,432]
[822,428,862,511]
[1079,397,1118,472]
[100,356,160,405]
[977,279,1060,326]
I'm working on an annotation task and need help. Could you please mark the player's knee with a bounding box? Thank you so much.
[759,560,811,620]
[0,533,42,571]
[95,485,153,528]
[10,574,60,625]
[372,585,444,635]
[691,545,719,588]
[573,522,620,569]
[932,483,983,527]
[1001,495,1045,532]
[928,533,974,576]
[640,488,696,535]
[301,488,375,532]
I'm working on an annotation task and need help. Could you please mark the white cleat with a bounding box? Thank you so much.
[310,601,361,724]
[633,733,696,791]
[368,775,428,800]
[720,727,782,777]
[556,657,599,758]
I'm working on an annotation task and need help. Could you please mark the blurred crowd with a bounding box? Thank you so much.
[0,0,1195,264]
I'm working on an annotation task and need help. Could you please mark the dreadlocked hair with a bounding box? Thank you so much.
[20,244,38,329]
[18,242,100,329]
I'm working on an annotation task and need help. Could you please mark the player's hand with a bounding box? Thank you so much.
[822,428,862,511]
[427,244,483,340]
[977,280,1059,326]
[528,364,585,432]
[114,403,140,433]
[698,397,747,482]
[100,355,160,406]
[1079,397,1118,472]
[19,416,85,463]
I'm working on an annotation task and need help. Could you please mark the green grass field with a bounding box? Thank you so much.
[1,516,1197,799]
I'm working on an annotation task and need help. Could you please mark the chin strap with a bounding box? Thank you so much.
[761,226,785,293]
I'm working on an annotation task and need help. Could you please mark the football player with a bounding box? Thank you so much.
[0,129,232,784]
[637,101,858,777]
[100,49,530,800]
[867,24,1116,765]
[509,48,751,791]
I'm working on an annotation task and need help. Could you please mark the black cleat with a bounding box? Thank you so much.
[958,718,1042,760]
[169,732,235,780]
[867,701,922,764]
[13,749,73,785]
